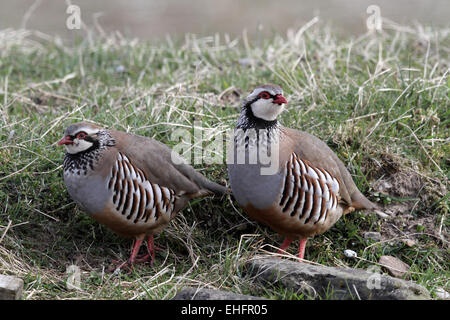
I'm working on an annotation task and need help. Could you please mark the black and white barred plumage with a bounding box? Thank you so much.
[278,153,340,225]
[107,153,177,224]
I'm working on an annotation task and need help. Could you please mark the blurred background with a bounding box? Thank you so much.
[0,0,449,39]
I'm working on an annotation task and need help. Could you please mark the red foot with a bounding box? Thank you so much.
[109,235,164,272]
[109,259,134,273]
[298,238,307,262]
[276,237,308,262]
[277,238,293,255]
[134,254,151,263]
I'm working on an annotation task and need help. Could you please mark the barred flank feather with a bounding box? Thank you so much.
[279,153,340,226]
[108,153,176,224]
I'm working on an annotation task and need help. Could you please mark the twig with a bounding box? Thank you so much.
[352,284,362,300]
[1,74,9,124]
[0,219,12,244]
[364,232,449,250]
[399,122,443,174]
[42,104,87,141]
[33,208,60,222]
[20,0,42,29]
[345,112,384,122]
[388,78,420,113]
[355,256,426,276]
[0,158,38,182]
[18,72,77,93]
[161,256,200,300]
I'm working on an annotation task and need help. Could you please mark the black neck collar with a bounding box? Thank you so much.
[236,101,279,131]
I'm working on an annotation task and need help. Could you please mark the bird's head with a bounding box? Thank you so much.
[243,84,288,122]
[58,122,103,154]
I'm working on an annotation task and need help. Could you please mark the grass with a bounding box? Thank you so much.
[0,21,448,300]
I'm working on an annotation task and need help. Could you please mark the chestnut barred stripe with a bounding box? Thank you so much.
[279,153,340,225]
[279,163,291,208]
[135,183,146,223]
[300,175,314,222]
[282,156,298,212]
[108,152,176,224]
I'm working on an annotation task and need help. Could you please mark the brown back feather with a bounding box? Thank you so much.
[111,130,227,197]
[280,127,376,210]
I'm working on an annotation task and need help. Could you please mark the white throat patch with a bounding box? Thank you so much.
[64,126,100,154]
[251,99,285,121]
[65,139,94,154]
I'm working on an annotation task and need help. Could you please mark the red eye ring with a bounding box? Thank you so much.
[258,91,271,99]
[76,132,87,139]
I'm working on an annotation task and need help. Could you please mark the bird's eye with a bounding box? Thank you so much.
[76,132,87,139]
[258,91,271,99]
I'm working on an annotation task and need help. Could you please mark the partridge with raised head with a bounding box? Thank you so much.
[59,122,227,269]
[227,84,377,260]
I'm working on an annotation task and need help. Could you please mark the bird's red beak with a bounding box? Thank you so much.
[273,94,288,105]
[58,135,73,145]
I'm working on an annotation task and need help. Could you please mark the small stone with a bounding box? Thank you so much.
[377,181,393,191]
[0,274,24,300]
[173,287,266,300]
[363,232,381,241]
[379,255,410,278]
[7,130,15,141]
[374,210,390,218]
[244,256,430,300]
[66,265,82,291]
[344,249,357,259]
[401,239,416,247]
[115,65,125,73]
[238,57,256,67]
[435,287,450,299]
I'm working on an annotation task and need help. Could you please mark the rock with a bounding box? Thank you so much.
[374,209,391,219]
[244,256,430,300]
[7,130,15,141]
[401,239,416,247]
[376,181,393,191]
[364,232,382,241]
[173,287,267,300]
[0,274,24,300]
[379,255,410,278]
[115,65,125,73]
[238,57,256,67]
[65,265,82,291]
[344,249,357,259]
[434,287,450,300]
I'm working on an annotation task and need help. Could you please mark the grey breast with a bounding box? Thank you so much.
[227,137,282,210]
[64,171,111,214]
[228,163,283,209]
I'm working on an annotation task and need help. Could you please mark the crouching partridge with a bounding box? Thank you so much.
[58,122,227,269]
[227,84,377,260]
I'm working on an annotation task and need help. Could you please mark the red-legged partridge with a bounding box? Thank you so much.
[227,84,377,260]
[59,122,226,269]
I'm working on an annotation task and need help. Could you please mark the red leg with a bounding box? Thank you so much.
[134,235,162,265]
[112,238,144,271]
[129,238,144,264]
[110,235,164,271]
[277,238,293,254]
[298,238,308,261]
[147,235,156,264]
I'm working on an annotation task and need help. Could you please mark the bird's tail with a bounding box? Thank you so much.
[351,189,379,211]
[199,179,230,196]
[173,163,229,197]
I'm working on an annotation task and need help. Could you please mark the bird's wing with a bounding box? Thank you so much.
[111,130,227,197]
[280,126,376,209]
